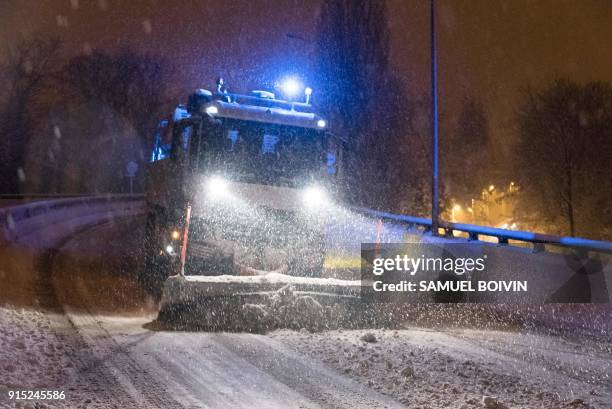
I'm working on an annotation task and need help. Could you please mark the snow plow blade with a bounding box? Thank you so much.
[154,274,381,332]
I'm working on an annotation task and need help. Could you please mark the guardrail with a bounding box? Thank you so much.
[353,207,612,255]
[2,195,609,255]
[0,194,95,199]
[0,194,145,247]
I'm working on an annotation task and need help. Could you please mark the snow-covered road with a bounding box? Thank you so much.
[2,220,405,408]
[1,218,610,408]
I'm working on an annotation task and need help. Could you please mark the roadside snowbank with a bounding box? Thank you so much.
[0,306,78,408]
[272,327,611,409]
[0,305,130,409]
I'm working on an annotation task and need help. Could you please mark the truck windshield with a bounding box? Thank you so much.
[197,118,327,186]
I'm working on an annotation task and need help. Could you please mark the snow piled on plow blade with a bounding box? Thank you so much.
[162,273,361,299]
[154,274,393,333]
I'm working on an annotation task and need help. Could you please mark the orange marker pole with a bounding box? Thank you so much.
[179,202,192,276]
[374,219,384,259]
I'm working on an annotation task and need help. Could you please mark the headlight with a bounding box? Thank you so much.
[302,186,330,209]
[316,119,326,128]
[206,176,231,200]
[165,245,174,254]
[205,105,219,115]
[171,230,180,240]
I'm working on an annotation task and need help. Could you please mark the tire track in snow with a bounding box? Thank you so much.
[52,226,194,409]
[30,233,138,408]
[213,333,406,409]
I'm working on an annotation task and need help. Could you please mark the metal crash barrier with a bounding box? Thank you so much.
[352,207,612,255]
[0,195,145,248]
[1,195,609,255]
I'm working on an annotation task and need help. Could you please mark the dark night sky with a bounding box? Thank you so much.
[2,0,611,159]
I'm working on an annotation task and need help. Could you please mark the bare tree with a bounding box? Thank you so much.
[22,50,170,194]
[444,96,491,201]
[316,0,411,209]
[0,37,62,193]
[62,50,168,149]
[516,79,612,239]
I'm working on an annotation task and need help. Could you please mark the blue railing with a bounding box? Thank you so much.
[352,207,612,255]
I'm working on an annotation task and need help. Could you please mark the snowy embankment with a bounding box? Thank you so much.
[0,198,146,408]
[271,327,611,409]
[0,306,98,409]
[0,307,69,391]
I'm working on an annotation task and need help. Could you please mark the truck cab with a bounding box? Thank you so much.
[143,83,340,293]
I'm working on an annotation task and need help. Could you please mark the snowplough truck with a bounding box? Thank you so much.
[143,79,361,330]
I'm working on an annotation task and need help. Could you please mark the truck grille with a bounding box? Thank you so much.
[188,242,216,259]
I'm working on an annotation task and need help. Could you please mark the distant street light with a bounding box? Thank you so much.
[451,204,461,222]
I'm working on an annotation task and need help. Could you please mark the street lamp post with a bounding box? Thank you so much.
[430,0,440,236]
